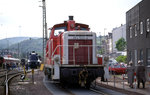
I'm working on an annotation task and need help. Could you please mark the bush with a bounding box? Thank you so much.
[116,55,127,64]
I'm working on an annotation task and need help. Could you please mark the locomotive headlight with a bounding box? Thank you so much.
[54,56,59,63]
[28,60,30,63]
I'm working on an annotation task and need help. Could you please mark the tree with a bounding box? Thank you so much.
[116,55,127,64]
[115,37,126,51]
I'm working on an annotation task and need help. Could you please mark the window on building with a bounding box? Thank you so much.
[135,24,137,36]
[147,19,150,32]
[129,26,132,38]
[140,22,143,34]
[139,49,143,62]
[129,51,132,62]
[135,50,137,66]
[147,48,150,65]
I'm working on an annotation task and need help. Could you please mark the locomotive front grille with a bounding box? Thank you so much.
[68,40,93,65]
[62,31,97,65]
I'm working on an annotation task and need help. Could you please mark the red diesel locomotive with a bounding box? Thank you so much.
[44,16,104,88]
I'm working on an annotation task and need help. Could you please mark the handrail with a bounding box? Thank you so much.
[46,39,53,58]
[50,45,99,65]
[51,45,99,58]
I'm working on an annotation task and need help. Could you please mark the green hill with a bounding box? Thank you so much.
[0,37,32,49]
[9,38,43,58]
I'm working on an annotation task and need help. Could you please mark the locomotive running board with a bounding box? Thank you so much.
[59,65,103,67]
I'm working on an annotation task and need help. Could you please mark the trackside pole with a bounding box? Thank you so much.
[32,69,34,84]
[134,72,136,90]
[18,65,20,71]
[122,74,125,89]
[149,73,150,87]
[94,80,96,88]
[23,66,26,75]
[107,79,108,85]
[114,74,116,87]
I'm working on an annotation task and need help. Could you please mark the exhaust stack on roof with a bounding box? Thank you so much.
[69,16,74,20]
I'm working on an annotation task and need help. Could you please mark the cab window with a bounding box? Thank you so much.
[54,27,66,36]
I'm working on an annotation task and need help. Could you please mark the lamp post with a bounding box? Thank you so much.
[104,28,107,37]
[104,28,107,55]
[99,32,101,45]
[18,43,20,59]
[6,39,9,55]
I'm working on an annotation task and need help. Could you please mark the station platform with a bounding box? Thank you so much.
[97,75,150,95]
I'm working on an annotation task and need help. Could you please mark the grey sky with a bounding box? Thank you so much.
[0,0,141,39]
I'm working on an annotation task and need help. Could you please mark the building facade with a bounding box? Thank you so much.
[112,24,126,52]
[126,0,150,80]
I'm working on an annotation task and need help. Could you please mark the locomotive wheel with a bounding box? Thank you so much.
[48,75,51,80]
[44,68,52,80]
[85,82,91,89]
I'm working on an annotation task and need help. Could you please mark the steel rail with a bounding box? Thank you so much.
[0,69,7,72]
[5,71,31,95]
[89,81,109,95]
[0,71,21,78]
[90,88,108,95]
[5,73,22,95]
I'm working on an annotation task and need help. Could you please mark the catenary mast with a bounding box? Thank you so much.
[42,0,47,62]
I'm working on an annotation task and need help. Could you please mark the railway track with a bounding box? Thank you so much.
[89,82,126,95]
[7,70,127,95]
[43,76,109,95]
[90,88,108,95]
[44,75,129,95]
[0,70,20,85]
[0,69,7,78]
[0,69,7,72]
[90,82,108,95]
[0,70,24,95]
[5,71,24,95]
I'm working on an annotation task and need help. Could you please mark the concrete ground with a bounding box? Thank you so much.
[97,75,150,95]
[9,69,52,95]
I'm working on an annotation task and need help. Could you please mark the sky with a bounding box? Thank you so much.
[0,0,142,40]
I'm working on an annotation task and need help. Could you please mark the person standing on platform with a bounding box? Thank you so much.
[136,60,146,88]
[104,57,110,82]
[127,61,134,88]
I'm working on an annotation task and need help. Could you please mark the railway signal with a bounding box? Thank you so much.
[134,72,136,90]
[32,69,34,84]
[21,58,27,76]
[21,59,26,66]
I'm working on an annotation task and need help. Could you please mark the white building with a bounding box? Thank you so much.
[112,24,126,52]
